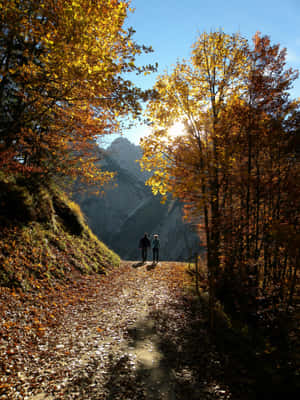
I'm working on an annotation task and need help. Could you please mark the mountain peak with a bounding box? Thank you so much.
[106,136,145,180]
[108,136,138,151]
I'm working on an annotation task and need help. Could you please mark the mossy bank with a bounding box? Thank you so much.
[0,172,120,291]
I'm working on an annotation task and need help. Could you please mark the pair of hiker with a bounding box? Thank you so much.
[139,233,160,264]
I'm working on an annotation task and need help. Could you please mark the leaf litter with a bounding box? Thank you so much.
[0,261,247,399]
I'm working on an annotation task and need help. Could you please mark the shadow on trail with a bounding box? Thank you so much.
[100,297,234,400]
[132,262,144,268]
[62,294,297,400]
[103,298,297,400]
[131,262,157,270]
[115,298,233,400]
[146,262,157,271]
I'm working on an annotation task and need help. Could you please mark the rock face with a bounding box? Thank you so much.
[75,137,200,261]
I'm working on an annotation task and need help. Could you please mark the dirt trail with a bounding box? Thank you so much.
[5,261,238,400]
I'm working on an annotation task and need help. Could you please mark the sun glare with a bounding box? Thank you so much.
[167,121,186,139]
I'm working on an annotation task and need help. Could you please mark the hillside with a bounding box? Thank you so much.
[0,172,120,291]
[74,137,201,261]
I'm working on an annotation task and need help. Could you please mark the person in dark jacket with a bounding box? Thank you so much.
[152,234,160,264]
[139,233,151,263]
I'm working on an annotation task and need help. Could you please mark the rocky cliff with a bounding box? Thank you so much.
[74,137,201,261]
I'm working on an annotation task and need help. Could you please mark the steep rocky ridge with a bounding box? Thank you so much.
[74,137,200,260]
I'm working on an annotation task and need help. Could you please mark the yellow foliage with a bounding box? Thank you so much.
[1,0,155,186]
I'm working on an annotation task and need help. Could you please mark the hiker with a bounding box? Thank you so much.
[139,233,151,263]
[152,234,160,264]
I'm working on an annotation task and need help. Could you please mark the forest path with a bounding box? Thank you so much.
[6,261,244,400]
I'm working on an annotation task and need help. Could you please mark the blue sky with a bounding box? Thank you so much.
[109,0,300,145]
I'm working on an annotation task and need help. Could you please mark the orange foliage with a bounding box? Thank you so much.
[0,0,155,184]
[140,31,300,321]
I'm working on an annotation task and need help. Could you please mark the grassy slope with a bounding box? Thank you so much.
[0,173,120,291]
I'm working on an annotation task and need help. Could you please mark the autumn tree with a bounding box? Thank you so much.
[227,33,300,315]
[140,31,299,326]
[140,31,250,326]
[0,0,155,185]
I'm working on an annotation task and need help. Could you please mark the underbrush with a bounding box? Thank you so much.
[185,262,300,398]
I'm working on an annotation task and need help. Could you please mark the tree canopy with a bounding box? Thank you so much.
[140,31,300,324]
[0,0,155,184]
